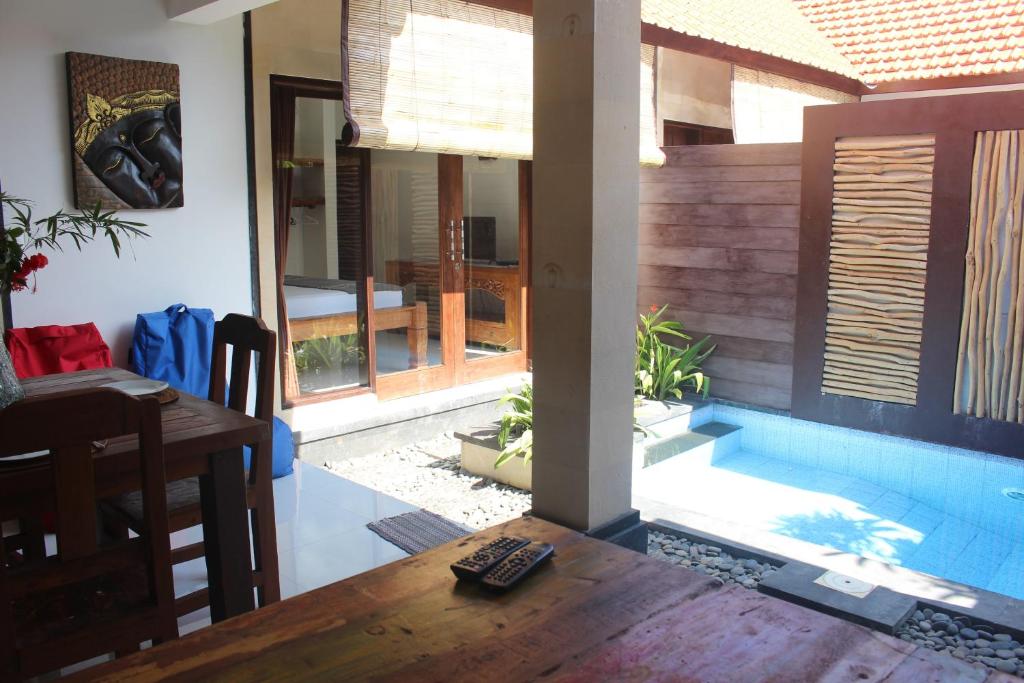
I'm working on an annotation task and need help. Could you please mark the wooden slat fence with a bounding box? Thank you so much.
[638,143,800,410]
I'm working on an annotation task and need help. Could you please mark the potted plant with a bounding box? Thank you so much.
[457,384,534,490]
[455,306,715,489]
[0,191,148,408]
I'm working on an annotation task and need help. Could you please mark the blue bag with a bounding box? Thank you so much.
[244,417,295,479]
[130,304,215,398]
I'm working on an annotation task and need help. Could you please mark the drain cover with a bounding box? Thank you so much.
[1003,487,1024,502]
[813,570,876,598]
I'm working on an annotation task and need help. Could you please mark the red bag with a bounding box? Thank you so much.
[4,323,113,379]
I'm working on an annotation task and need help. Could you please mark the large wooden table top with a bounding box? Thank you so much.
[76,516,1014,682]
[17,368,269,497]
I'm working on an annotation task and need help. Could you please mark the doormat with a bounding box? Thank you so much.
[367,509,471,555]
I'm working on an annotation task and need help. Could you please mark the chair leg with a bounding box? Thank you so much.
[20,516,46,562]
[251,500,280,606]
[115,643,140,658]
[101,515,130,544]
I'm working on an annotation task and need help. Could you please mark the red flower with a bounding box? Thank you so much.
[649,304,659,313]
[10,253,48,293]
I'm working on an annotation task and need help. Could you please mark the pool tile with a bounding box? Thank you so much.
[898,503,944,537]
[839,480,887,508]
[868,490,915,522]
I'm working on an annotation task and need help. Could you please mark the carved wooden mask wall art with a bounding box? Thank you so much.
[66,52,183,209]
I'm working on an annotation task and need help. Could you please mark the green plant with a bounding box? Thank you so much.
[635,305,714,401]
[1,192,148,294]
[295,334,364,373]
[494,385,652,469]
[495,383,533,468]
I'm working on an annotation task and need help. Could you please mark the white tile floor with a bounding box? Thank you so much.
[174,461,417,635]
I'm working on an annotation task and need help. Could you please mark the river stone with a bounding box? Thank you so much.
[975,639,992,648]
[975,648,995,657]
[960,628,979,640]
[995,659,1017,674]
[993,633,1012,642]
[743,559,760,570]
[978,630,994,640]
[996,649,1015,660]
[913,610,926,621]
[932,613,950,623]
[992,639,1016,650]
[1014,648,1024,658]
[919,621,932,632]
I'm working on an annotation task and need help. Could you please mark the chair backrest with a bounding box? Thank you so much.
[208,314,276,423]
[208,315,276,490]
[0,388,177,676]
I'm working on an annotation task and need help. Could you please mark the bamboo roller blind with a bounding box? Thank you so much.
[344,0,665,166]
[821,134,936,405]
[954,130,1024,422]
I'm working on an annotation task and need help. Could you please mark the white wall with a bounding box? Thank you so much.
[0,0,252,364]
[656,48,733,141]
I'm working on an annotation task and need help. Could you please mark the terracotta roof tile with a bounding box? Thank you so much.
[794,0,1024,83]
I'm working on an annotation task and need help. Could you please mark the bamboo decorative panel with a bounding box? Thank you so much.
[954,130,1024,422]
[820,134,936,405]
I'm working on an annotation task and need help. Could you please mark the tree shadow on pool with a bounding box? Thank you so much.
[768,509,923,568]
[766,509,1001,605]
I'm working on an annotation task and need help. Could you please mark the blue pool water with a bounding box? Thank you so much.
[634,404,1024,600]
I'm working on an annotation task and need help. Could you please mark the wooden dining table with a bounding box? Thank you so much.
[74,515,1015,682]
[6,367,273,622]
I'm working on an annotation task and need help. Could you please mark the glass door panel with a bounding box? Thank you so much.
[284,96,369,397]
[370,149,443,376]
[462,157,521,359]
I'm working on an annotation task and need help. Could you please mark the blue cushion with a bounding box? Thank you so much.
[244,417,295,479]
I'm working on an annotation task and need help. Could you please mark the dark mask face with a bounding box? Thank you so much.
[81,102,183,208]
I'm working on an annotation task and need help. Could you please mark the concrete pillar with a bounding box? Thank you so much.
[531,0,643,547]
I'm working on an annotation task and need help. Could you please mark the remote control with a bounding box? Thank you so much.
[450,536,531,580]
[481,542,555,592]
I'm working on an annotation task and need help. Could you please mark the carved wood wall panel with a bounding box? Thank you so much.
[821,134,935,405]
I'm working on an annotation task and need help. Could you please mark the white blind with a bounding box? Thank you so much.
[344,0,665,166]
[731,66,858,144]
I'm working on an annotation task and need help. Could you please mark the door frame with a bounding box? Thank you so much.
[270,78,532,406]
[375,155,532,399]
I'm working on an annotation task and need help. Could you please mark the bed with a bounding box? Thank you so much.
[284,275,428,368]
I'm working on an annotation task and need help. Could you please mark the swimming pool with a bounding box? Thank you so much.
[633,403,1024,600]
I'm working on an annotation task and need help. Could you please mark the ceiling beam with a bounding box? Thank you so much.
[165,0,279,24]
[466,0,863,95]
[864,70,1024,95]
[641,24,863,95]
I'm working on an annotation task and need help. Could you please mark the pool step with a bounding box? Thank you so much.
[642,421,742,468]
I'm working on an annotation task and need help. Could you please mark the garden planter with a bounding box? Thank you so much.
[456,397,709,492]
[455,426,532,491]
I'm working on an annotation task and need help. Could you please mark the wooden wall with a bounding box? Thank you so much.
[638,143,801,410]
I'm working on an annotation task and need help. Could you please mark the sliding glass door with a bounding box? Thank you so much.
[271,78,529,406]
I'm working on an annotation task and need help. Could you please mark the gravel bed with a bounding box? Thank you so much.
[896,608,1024,677]
[327,432,532,530]
[647,529,779,589]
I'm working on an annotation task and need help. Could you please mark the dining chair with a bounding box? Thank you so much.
[102,314,280,615]
[0,388,177,681]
